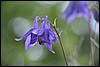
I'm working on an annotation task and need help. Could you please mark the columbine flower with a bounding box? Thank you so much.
[60,1,90,24]
[15,16,57,53]
[15,16,43,50]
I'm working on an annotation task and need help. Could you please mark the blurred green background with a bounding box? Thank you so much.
[1,1,99,66]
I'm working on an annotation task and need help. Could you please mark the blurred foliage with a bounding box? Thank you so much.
[1,1,99,66]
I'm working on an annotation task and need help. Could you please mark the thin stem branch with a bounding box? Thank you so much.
[91,38,99,48]
[88,22,94,66]
[50,22,68,66]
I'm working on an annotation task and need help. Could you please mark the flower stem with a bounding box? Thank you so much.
[52,25,68,66]
[88,22,94,66]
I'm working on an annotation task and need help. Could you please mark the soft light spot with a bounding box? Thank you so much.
[11,17,31,37]
[26,45,46,61]
[36,1,62,6]
[90,13,99,36]
[59,1,70,13]
[71,18,88,36]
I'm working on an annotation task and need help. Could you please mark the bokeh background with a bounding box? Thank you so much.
[1,1,99,66]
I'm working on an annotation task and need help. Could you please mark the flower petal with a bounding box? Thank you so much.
[32,28,43,36]
[41,17,50,42]
[41,16,48,28]
[47,22,58,42]
[45,42,55,53]
[37,29,44,35]
[67,12,76,24]
[33,16,40,28]
[82,7,90,22]
[30,33,38,44]
[49,29,58,43]
[41,30,49,43]
[60,1,90,24]
[60,1,75,19]
[25,34,38,50]
[15,28,33,41]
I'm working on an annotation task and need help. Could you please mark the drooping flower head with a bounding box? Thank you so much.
[15,16,57,53]
[60,1,91,24]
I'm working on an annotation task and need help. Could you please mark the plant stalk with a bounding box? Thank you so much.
[88,22,94,66]
[53,26,68,66]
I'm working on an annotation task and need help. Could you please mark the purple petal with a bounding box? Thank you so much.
[60,1,90,24]
[60,1,77,24]
[82,8,90,22]
[37,29,44,35]
[67,12,76,24]
[41,16,48,28]
[49,29,58,43]
[76,1,90,22]
[47,23,57,42]
[41,30,49,43]
[42,16,48,22]
[15,28,33,41]
[33,16,40,28]
[32,28,43,36]
[77,1,87,7]
[60,1,75,19]
[30,33,38,44]
[25,34,38,50]
[45,42,55,53]
[41,17,50,42]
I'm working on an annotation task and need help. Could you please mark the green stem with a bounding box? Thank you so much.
[50,22,68,66]
[88,22,94,66]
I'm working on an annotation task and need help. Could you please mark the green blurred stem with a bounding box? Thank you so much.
[88,22,94,66]
[91,38,99,48]
[50,22,68,66]
[92,5,99,13]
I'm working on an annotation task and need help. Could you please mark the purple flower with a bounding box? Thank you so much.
[60,1,90,24]
[15,16,57,53]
